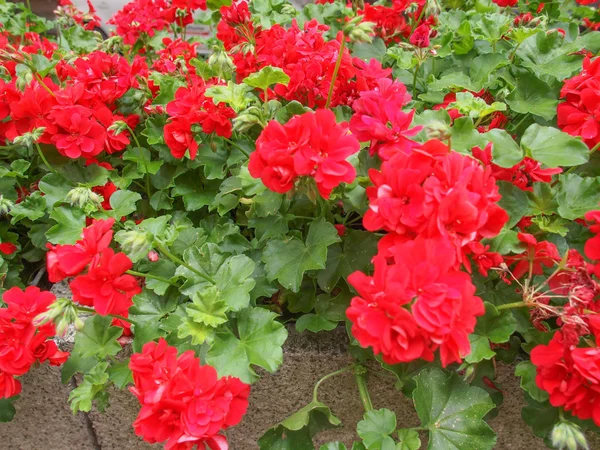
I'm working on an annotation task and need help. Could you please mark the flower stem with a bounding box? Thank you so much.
[312,364,355,403]
[325,36,346,109]
[35,143,57,174]
[496,301,528,311]
[224,137,250,158]
[154,240,215,284]
[126,125,152,202]
[354,366,373,412]
[75,305,136,325]
[412,63,421,99]
[126,270,179,287]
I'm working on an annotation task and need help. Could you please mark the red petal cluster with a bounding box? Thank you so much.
[249,109,360,198]
[129,338,250,450]
[558,57,600,149]
[347,237,484,367]
[363,140,508,257]
[532,319,600,426]
[164,81,236,159]
[46,219,140,320]
[349,79,421,160]
[0,287,69,398]
[108,0,207,45]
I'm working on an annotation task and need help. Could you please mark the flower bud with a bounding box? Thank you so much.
[12,127,46,147]
[208,49,235,80]
[425,120,451,141]
[0,196,14,215]
[233,106,265,132]
[117,230,153,258]
[34,297,81,337]
[347,21,375,44]
[108,120,129,137]
[66,186,103,210]
[551,421,589,450]
[280,4,297,16]
[16,69,33,91]
[147,250,159,262]
[424,0,441,17]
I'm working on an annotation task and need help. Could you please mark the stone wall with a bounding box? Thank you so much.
[2,324,599,450]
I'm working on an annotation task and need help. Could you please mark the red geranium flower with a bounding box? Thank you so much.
[505,233,561,279]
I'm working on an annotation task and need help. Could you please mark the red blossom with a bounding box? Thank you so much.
[129,338,249,450]
[0,242,17,255]
[505,233,561,279]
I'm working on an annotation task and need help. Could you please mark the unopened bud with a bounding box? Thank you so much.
[208,49,235,80]
[16,69,33,91]
[108,120,129,136]
[147,250,159,262]
[100,35,123,53]
[280,4,297,16]
[66,187,102,210]
[34,298,81,337]
[551,421,589,450]
[233,106,265,132]
[347,20,375,44]
[0,196,13,215]
[424,0,441,17]
[425,120,451,141]
[117,230,153,258]
[12,127,46,147]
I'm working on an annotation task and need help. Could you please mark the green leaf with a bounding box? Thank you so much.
[515,361,549,403]
[205,82,253,113]
[61,353,98,384]
[483,129,523,168]
[141,114,166,145]
[352,38,387,62]
[45,206,86,245]
[396,429,421,450]
[527,182,558,216]
[521,124,589,168]
[206,307,287,383]
[123,147,162,175]
[521,395,559,439]
[505,73,559,120]
[72,316,123,359]
[487,227,522,255]
[38,173,74,207]
[0,396,18,422]
[243,66,290,91]
[465,302,517,364]
[9,191,46,224]
[263,218,340,292]
[469,54,510,90]
[62,26,100,53]
[413,368,496,450]
[186,286,228,328]
[259,400,341,450]
[556,174,600,220]
[109,190,142,218]
[450,117,485,154]
[130,289,179,352]
[317,230,379,293]
[108,361,133,389]
[296,314,337,333]
[68,362,110,413]
[357,408,397,450]
[497,181,529,228]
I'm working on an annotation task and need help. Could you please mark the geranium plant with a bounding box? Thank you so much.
[2,0,600,448]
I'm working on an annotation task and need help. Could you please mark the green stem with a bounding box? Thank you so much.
[34,74,56,98]
[126,125,152,201]
[35,143,56,174]
[412,63,421,99]
[224,137,250,158]
[154,240,215,284]
[496,301,527,311]
[75,305,136,325]
[354,367,373,412]
[313,364,355,403]
[126,270,179,287]
[325,36,346,109]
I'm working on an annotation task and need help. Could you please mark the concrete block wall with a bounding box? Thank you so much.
[2,325,599,449]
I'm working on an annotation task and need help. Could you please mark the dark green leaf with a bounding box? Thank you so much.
[46,207,86,245]
[72,316,123,359]
[556,174,600,220]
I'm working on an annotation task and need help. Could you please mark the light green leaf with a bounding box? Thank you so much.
[483,129,523,169]
[9,191,46,224]
[243,66,290,91]
[396,429,421,450]
[465,303,517,364]
[206,307,287,383]
[45,206,86,245]
[109,190,142,218]
[521,124,588,168]
[357,408,397,450]
[515,361,549,403]
[68,362,109,413]
[72,316,123,359]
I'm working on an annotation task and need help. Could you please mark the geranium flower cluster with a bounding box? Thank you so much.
[108,0,207,45]
[55,0,101,31]
[129,338,250,450]
[217,2,393,108]
[0,49,147,160]
[163,79,236,159]
[531,321,600,426]
[248,109,360,198]
[0,287,69,399]
[558,56,600,149]
[349,78,421,160]
[346,138,509,367]
[46,218,141,323]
